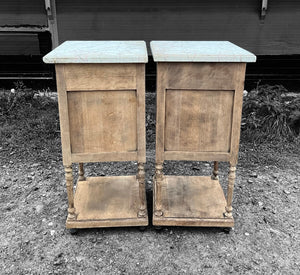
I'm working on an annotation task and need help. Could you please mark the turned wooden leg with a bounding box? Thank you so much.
[78,163,86,181]
[224,165,236,218]
[154,162,164,217]
[211,161,219,180]
[64,165,76,220]
[137,163,147,218]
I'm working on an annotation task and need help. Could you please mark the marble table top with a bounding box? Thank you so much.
[43,41,148,63]
[150,41,256,62]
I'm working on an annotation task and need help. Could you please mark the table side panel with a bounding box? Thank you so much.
[229,63,246,165]
[155,63,168,162]
[136,64,146,163]
[55,65,72,165]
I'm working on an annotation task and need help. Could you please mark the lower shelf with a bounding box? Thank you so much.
[153,176,234,227]
[66,176,148,229]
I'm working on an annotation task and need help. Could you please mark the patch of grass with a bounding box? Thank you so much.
[241,84,300,142]
[0,81,36,117]
[239,136,300,169]
[0,83,61,164]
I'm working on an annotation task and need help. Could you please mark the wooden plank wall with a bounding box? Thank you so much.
[56,0,300,55]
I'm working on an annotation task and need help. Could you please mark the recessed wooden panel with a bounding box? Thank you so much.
[165,89,234,152]
[64,64,137,91]
[68,90,137,153]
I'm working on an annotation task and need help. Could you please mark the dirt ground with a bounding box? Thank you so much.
[0,92,299,274]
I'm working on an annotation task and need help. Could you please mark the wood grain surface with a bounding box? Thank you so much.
[64,64,137,91]
[165,89,234,152]
[154,61,246,227]
[66,176,148,228]
[67,90,137,154]
[153,176,234,227]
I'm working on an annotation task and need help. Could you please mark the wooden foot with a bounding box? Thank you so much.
[69,228,78,235]
[224,165,236,218]
[211,161,219,180]
[154,162,164,217]
[78,163,86,181]
[223,227,232,233]
[137,163,147,218]
[64,165,76,221]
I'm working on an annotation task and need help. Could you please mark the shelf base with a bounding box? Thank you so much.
[153,176,234,227]
[66,176,148,229]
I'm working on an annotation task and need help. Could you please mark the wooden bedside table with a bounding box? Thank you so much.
[43,41,148,229]
[150,41,256,227]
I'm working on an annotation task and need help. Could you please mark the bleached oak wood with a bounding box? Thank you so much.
[66,176,148,228]
[54,61,147,228]
[66,218,148,229]
[56,65,72,165]
[67,89,137,154]
[211,161,219,180]
[155,63,167,163]
[229,63,246,165]
[78,163,85,181]
[64,64,137,91]
[165,62,240,90]
[64,165,76,220]
[224,166,236,218]
[164,151,230,161]
[152,176,234,227]
[165,89,234,152]
[71,152,138,163]
[153,217,234,227]
[136,64,146,163]
[153,61,247,227]
[154,162,164,217]
[137,163,147,218]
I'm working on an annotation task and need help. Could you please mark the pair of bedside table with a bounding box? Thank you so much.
[43,41,256,229]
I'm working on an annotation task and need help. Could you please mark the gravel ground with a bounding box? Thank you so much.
[0,92,299,274]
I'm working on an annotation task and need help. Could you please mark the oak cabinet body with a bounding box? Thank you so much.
[43,41,148,228]
[151,41,256,227]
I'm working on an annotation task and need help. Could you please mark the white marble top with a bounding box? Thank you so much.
[150,41,256,62]
[43,41,148,63]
